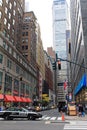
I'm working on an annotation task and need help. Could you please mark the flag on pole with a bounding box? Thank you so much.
[64,80,67,90]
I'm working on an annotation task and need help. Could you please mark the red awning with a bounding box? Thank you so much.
[4,95,15,102]
[20,97,32,102]
[21,97,27,102]
[14,96,22,102]
[0,94,4,100]
[26,98,32,103]
[4,95,32,103]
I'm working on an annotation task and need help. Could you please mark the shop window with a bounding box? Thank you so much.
[0,54,3,63]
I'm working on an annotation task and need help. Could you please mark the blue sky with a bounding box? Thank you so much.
[26,0,70,50]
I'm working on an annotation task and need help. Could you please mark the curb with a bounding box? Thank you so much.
[50,120,70,124]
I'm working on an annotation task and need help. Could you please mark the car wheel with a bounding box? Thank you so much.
[4,116,10,120]
[28,115,35,120]
[9,117,13,120]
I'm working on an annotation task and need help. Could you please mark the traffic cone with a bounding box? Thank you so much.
[62,113,65,121]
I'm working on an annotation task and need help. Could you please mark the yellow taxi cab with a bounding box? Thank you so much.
[35,106,41,112]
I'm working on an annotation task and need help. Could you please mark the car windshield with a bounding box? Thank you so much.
[21,107,29,112]
[6,107,28,112]
[6,107,17,111]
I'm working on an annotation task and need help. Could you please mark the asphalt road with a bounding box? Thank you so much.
[0,109,87,130]
[0,120,65,130]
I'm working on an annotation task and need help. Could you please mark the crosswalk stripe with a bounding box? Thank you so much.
[41,116,62,121]
[50,117,57,120]
[43,117,51,120]
[64,125,87,129]
[57,117,62,120]
[64,121,87,129]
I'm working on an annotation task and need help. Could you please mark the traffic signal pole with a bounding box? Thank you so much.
[55,63,57,105]
[57,57,87,69]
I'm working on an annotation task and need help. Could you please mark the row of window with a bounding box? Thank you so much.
[1,40,36,77]
[0,72,32,96]
[0,0,17,8]
[0,51,36,85]
[22,32,28,36]
[22,45,28,50]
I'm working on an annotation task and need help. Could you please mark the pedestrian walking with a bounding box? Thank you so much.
[64,104,67,115]
[78,104,84,117]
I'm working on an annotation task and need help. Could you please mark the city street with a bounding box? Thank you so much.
[0,109,87,130]
[0,119,87,130]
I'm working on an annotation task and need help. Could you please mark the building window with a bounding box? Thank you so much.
[6,0,9,4]
[12,29,14,35]
[0,0,2,6]
[22,39,25,43]
[13,19,15,25]
[8,23,10,29]
[4,74,12,94]
[5,7,8,14]
[16,65,20,74]
[0,11,2,18]
[3,41,6,49]
[9,3,12,9]
[25,39,28,43]
[0,71,2,89]
[13,51,16,58]
[4,18,7,25]
[14,1,16,6]
[7,59,12,69]
[22,32,25,36]
[25,45,28,50]
[7,34,10,40]
[22,46,24,50]
[14,79,19,95]
[26,32,28,36]
[13,10,15,16]
[0,54,3,63]
[8,13,11,19]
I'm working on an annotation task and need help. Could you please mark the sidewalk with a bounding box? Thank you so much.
[65,114,87,121]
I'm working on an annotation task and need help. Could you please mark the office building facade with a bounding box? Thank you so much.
[52,0,69,103]
[0,0,38,104]
[70,0,87,105]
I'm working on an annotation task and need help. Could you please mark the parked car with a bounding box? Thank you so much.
[0,107,42,120]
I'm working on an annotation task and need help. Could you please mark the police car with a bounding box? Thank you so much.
[0,107,42,120]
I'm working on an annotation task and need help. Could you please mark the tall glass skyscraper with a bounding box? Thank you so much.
[52,0,69,102]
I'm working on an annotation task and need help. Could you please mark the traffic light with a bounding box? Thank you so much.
[52,62,56,70]
[58,60,61,70]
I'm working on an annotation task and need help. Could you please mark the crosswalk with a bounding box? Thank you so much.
[41,116,87,129]
[41,115,62,121]
[64,121,87,129]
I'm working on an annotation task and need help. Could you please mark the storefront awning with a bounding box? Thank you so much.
[3,95,32,103]
[26,98,32,103]
[74,74,86,95]
[21,97,27,102]
[14,96,22,102]
[14,96,32,103]
[0,94,4,100]
[4,95,15,102]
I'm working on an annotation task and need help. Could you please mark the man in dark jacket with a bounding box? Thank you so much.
[78,104,84,116]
